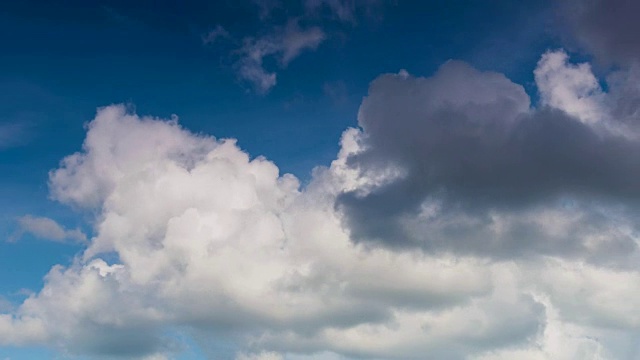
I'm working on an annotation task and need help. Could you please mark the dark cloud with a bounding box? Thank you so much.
[336,61,640,260]
[606,65,640,124]
[564,0,640,65]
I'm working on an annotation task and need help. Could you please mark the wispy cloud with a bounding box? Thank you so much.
[10,215,87,244]
[252,0,282,20]
[305,0,384,23]
[203,0,380,94]
[305,0,358,22]
[235,20,325,93]
[201,24,230,45]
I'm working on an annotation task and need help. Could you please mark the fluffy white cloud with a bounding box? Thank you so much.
[2,50,640,359]
[534,50,606,125]
[5,105,497,358]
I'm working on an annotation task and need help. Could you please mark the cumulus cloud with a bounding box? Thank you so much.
[7,105,499,359]
[11,215,87,244]
[336,51,640,263]
[2,50,640,359]
[534,50,606,124]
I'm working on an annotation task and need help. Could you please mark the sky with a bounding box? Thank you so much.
[2,0,640,359]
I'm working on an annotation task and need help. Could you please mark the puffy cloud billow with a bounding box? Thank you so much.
[337,51,640,264]
[2,49,640,359]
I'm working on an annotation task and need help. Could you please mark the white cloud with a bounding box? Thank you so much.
[0,105,502,358]
[3,50,640,359]
[12,215,87,244]
[237,352,283,360]
[534,50,607,125]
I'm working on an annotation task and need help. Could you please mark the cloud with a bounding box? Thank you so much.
[3,50,640,359]
[252,0,282,20]
[236,20,325,93]
[202,25,230,45]
[336,51,640,263]
[279,22,325,65]
[563,0,640,66]
[0,297,13,313]
[204,0,381,93]
[305,0,357,23]
[0,105,516,358]
[11,215,87,244]
[237,352,283,360]
[304,0,383,24]
[534,50,606,125]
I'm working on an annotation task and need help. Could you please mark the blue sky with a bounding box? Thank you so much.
[3,1,640,359]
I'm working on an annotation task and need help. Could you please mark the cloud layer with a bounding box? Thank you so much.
[2,50,640,359]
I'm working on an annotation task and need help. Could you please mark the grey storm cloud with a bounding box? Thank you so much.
[564,0,640,65]
[336,59,640,262]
